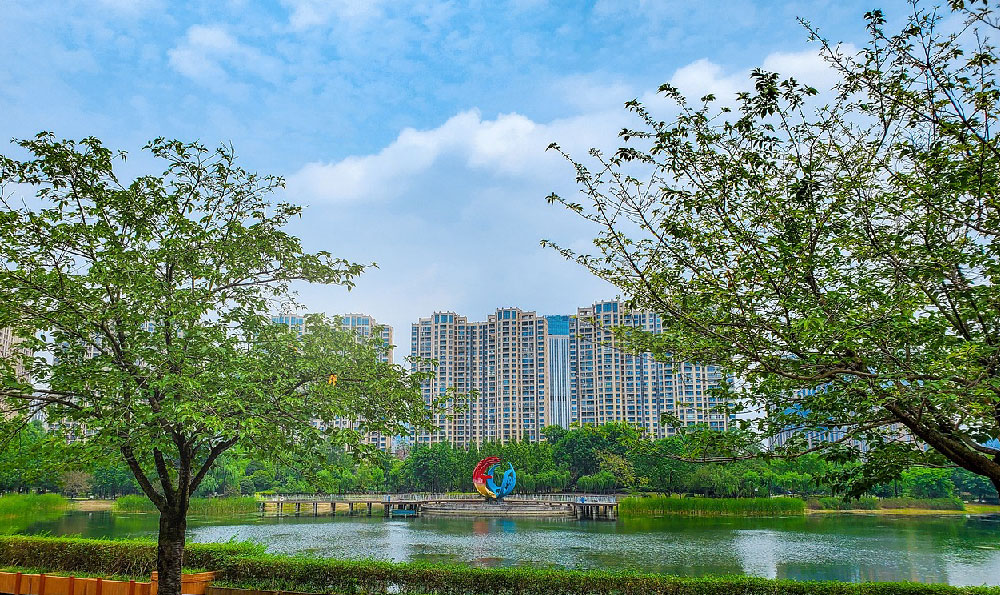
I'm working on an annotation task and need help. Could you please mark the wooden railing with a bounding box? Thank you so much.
[0,571,216,595]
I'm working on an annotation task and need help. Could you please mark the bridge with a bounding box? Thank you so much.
[257,493,618,519]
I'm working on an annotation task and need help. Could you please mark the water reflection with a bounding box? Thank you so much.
[11,510,1000,586]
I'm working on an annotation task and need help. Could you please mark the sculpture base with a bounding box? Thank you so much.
[420,500,575,517]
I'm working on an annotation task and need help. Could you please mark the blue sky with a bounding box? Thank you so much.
[2,0,892,359]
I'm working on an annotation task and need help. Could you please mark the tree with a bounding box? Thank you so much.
[0,421,63,493]
[61,470,92,498]
[900,467,956,499]
[545,2,1000,493]
[0,135,434,595]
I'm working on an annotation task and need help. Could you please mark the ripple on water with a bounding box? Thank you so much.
[13,510,1000,586]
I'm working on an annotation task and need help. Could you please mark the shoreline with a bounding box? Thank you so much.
[69,500,114,512]
[61,498,1000,517]
[807,503,1000,516]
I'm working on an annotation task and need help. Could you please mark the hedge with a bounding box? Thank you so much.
[1,535,998,595]
[0,535,263,577]
[209,555,1000,595]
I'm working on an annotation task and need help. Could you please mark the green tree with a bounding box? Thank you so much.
[544,3,1000,493]
[90,460,141,498]
[0,421,63,493]
[0,135,433,595]
[900,468,956,499]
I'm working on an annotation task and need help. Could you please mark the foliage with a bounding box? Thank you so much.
[901,468,956,500]
[619,496,805,517]
[0,422,63,493]
[544,1,1000,493]
[576,471,618,494]
[3,535,997,595]
[806,497,878,511]
[0,134,435,595]
[878,497,964,511]
[8,422,998,504]
[0,535,262,577]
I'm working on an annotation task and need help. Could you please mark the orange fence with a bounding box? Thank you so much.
[0,571,216,595]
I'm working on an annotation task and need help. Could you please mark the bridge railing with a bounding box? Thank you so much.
[259,493,618,504]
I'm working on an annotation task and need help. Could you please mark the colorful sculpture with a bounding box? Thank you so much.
[472,456,516,500]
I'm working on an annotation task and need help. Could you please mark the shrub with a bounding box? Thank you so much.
[809,497,879,510]
[211,556,1000,595]
[0,535,263,577]
[879,497,965,511]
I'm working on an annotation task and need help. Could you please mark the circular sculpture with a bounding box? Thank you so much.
[473,456,516,500]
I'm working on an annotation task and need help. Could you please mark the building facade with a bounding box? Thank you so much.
[0,327,32,384]
[341,314,394,364]
[1,327,33,420]
[272,312,396,451]
[411,300,730,446]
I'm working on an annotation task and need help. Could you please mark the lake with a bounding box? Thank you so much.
[5,510,1000,586]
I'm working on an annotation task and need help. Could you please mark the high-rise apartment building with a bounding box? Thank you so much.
[411,300,730,446]
[271,312,395,451]
[341,314,393,364]
[1,327,33,420]
[272,313,394,363]
[0,327,32,384]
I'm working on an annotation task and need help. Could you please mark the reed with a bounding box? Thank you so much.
[619,495,806,517]
[113,496,257,515]
[0,493,69,518]
[0,494,69,534]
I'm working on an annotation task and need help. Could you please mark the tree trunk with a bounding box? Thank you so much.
[156,506,187,595]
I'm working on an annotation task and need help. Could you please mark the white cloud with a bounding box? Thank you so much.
[287,108,626,204]
[637,45,854,112]
[281,47,859,360]
[167,25,282,87]
[281,0,385,29]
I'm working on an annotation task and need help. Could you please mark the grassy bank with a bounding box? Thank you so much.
[807,496,966,512]
[619,496,805,517]
[0,494,69,534]
[0,535,996,595]
[113,495,258,515]
[0,493,68,517]
[621,495,979,517]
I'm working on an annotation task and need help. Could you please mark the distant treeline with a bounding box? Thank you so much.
[2,421,997,504]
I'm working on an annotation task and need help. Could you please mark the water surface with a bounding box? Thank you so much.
[7,510,999,586]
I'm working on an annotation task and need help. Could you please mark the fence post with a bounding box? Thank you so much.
[38,574,46,595]
[96,578,103,595]
[13,572,22,595]
[68,576,75,595]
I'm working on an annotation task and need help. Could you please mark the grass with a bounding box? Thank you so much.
[0,493,69,535]
[113,496,258,515]
[0,493,69,517]
[619,496,806,517]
